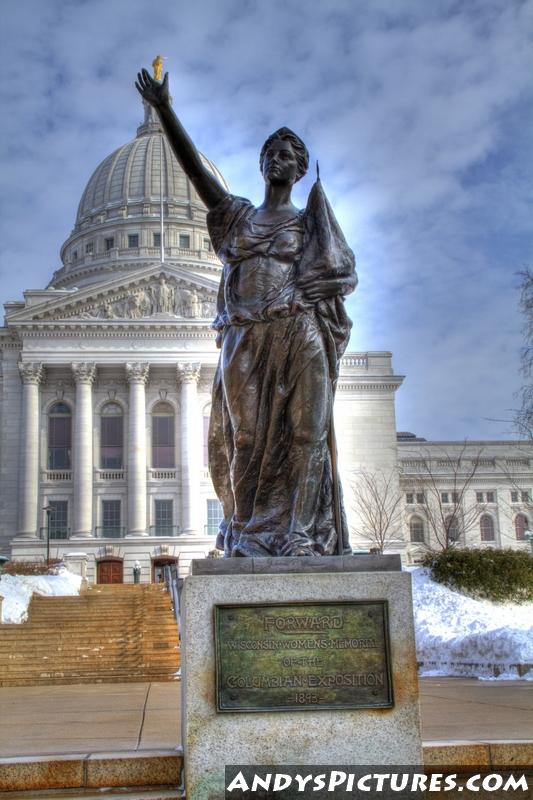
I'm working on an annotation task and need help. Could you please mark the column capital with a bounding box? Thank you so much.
[72,362,96,384]
[18,361,45,385]
[126,362,150,385]
[177,362,201,385]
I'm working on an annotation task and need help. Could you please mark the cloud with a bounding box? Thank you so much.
[1,0,533,439]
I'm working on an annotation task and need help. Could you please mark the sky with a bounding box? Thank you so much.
[1,0,533,441]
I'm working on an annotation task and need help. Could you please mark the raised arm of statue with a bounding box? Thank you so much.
[135,68,228,211]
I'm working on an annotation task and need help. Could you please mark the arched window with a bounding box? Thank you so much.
[101,402,123,469]
[480,514,495,542]
[515,513,529,541]
[446,515,461,544]
[409,515,424,543]
[152,402,175,468]
[48,402,72,469]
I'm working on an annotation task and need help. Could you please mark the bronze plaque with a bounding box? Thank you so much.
[214,601,393,712]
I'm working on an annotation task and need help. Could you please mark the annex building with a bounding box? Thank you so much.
[1,100,531,582]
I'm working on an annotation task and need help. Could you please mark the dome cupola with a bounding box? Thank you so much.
[50,101,227,290]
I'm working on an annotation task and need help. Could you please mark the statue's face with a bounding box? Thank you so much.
[261,139,298,186]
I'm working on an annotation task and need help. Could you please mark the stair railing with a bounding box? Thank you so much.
[163,563,181,637]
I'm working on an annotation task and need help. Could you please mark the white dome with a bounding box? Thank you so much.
[50,103,227,290]
[76,117,227,228]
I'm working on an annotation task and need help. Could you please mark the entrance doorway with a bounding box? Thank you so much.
[97,558,123,584]
[152,557,178,583]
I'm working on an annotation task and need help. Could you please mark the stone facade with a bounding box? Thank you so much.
[1,100,530,581]
[398,437,533,562]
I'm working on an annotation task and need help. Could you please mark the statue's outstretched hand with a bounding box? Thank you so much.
[135,68,170,108]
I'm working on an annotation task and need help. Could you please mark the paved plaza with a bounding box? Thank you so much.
[0,678,531,758]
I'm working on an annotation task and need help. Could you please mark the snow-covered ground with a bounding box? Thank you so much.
[411,567,533,681]
[0,565,531,681]
[0,569,82,624]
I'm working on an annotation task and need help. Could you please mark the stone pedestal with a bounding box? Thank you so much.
[64,552,89,579]
[181,557,422,800]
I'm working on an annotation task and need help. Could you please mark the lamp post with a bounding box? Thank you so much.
[42,506,52,565]
[524,529,533,555]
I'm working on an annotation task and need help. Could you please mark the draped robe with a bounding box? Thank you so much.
[207,179,357,557]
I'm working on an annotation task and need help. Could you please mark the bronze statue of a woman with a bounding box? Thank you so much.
[136,68,357,557]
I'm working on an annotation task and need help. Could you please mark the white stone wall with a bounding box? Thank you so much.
[399,440,533,560]
[335,353,404,551]
[3,326,532,576]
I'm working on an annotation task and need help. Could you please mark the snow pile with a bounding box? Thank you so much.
[411,567,533,680]
[0,569,82,624]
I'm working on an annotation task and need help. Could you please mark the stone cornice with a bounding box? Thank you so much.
[400,474,533,486]
[9,323,217,340]
[337,377,404,393]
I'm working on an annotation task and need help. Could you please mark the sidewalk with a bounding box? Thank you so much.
[0,678,531,758]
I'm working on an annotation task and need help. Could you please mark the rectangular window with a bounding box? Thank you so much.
[416,492,425,504]
[85,241,94,254]
[48,416,72,469]
[405,493,414,505]
[128,233,139,248]
[179,234,190,249]
[441,492,449,504]
[476,492,484,503]
[152,416,175,468]
[511,491,519,503]
[72,250,78,261]
[102,500,121,537]
[207,499,223,535]
[521,491,530,503]
[486,491,495,503]
[154,499,173,535]
[153,232,161,247]
[47,500,68,540]
[452,492,459,503]
[203,237,212,251]
[101,416,123,469]
[105,237,115,251]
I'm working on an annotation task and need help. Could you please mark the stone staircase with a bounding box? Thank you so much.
[0,584,180,686]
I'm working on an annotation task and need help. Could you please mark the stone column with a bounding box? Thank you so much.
[71,362,96,538]
[177,363,201,535]
[17,362,45,538]
[126,362,149,536]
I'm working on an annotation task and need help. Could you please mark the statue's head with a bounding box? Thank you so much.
[260,127,309,183]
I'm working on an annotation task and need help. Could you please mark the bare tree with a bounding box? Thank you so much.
[493,457,533,546]
[403,443,486,551]
[350,468,404,554]
[514,268,533,439]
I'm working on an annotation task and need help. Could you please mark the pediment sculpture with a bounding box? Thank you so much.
[40,276,217,321]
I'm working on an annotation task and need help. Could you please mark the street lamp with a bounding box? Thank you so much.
[42,505,52,565]
[524,529,533,555]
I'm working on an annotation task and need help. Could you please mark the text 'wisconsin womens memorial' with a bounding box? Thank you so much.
[135,65,422,798]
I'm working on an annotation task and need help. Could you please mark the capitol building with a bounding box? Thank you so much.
[1,99,531,583]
